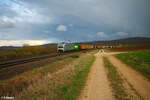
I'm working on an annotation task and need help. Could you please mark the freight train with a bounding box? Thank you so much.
[57,43,103,52]
[57,43,136,52]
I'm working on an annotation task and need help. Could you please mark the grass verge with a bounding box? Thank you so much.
[103,57,130,100]
[116,50,150,80]
[70,54,80,58]
[61,55,95,100]
[0,54,79,97]
[14,51,95,100]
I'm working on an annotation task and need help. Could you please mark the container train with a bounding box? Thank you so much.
[57,43,131,52]
[57,43,103,52]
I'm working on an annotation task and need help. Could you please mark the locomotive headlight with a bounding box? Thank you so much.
[75,46,78,48]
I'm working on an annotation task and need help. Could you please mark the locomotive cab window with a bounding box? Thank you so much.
[58,46,63,48]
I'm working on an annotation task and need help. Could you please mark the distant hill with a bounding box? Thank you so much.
[0,37,150,50]
[42,43,57,47]
[0,46,19,50]
[0,43,57,51]
[80,37,150,46]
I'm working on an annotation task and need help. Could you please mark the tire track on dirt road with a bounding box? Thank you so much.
[107,55,150,100]
[78,51,114,100]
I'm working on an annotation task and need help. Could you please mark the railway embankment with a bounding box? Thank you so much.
[0,50,96,100]
[0,51,82,80]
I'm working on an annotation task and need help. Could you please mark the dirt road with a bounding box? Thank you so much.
[78,50,150,100]
[107,55,150,100]
[78,51,114,100]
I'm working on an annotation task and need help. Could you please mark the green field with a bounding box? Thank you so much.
[117,50,150,80]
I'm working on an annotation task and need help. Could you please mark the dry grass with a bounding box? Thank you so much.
[61,55,95,100]
[0,45,57,61]
[0,54,78,97]
[109,45,150,52]
[14,51,95,100]
[15,64,75,100]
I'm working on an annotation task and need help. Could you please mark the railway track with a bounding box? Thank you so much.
[0,51,79,70]
[0,50,89,80]
[0,53,58,69]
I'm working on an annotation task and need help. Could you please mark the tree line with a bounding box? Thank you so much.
[0,45,57,61]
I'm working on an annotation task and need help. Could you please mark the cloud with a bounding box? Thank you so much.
[1,10,51,24]
[43,30,49,33]
[0,0,150,46]
[57,25,67,31]
[0,22,14,29]
[0,16,15,29]
[17,9,51,24]
[96,32,108,38]
[117,32,128,36]
[87,34,94,38]
[69,24,73,27]
[2,16,16,23]
[0,40,49,46]
[87,31,131,41]
[15,0,150,31]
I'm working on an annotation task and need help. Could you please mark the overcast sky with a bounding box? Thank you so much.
[0,0,150,46]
